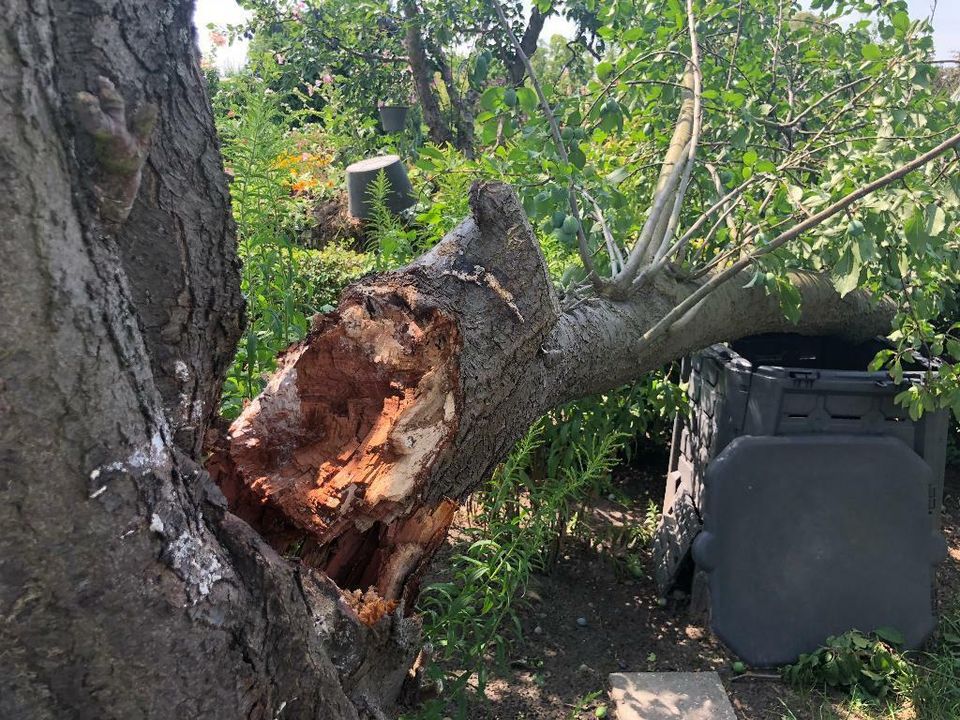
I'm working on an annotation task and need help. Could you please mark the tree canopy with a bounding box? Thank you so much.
[213,0,960,419]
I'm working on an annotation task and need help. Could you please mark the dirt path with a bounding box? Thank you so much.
[440,458,960,720]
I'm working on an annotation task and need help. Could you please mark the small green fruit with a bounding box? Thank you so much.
[732,661,746,674]
[552,211,566,229]
[562,215,580,235]
[595,706,608,719]
[561,126,575,141]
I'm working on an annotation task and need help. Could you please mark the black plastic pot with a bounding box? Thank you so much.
[345,154,415,221]
[378,105,409,133]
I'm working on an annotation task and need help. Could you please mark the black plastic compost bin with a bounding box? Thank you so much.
[652,334,949,667]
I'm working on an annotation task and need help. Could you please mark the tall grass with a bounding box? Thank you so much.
[414,426,624,718]
[901,601,960,718]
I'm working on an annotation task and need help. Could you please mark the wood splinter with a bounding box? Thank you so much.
[210,282,461,609]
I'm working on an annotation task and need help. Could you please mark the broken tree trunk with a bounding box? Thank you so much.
[212,181,892,617]
[1,3,892,718]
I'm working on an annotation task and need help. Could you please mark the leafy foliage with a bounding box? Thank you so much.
[211,3,960,715]
[218,80,312,417]
[783,628,910,700]
[366,169,419,269]
[904,601,960,718]
[417,426,624,714]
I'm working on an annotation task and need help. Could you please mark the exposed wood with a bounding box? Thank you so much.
[1,3,900,717]
[209,183,893,622]
[218,288,461,600]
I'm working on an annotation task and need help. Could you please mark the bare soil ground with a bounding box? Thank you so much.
[436,456,960,720]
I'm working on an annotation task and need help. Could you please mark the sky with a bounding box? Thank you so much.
[193,0,960,71]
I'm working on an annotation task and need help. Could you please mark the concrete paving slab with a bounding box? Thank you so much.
[608,672,737,720]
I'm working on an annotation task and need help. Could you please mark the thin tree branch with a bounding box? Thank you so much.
[580,186,625,273]
[652,0,703,263]
[725,0,744,90]
[639,128,960,348]
[490,0,606,290]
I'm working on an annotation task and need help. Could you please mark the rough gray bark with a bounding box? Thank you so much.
[1,2,421,719]
[508,7,548,86]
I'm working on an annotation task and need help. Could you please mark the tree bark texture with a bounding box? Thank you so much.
[508,7,548,86]
[216,181,892,620]
[1,2,423,719]
[0,2,892,719]
[400,0,453,147]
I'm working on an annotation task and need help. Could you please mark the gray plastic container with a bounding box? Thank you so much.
[345,154,415,221]
[652,334,949,666]
[378,105,409,133]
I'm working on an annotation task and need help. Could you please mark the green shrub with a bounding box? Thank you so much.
[290,243,373,314]
[783,628,910,700]
[417,426,624,715]
[216,70,376,419]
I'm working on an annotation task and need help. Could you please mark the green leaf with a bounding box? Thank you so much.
[516,86,537,114]
[869,349,894,372]
[569,144,586,170]
[925,204,946,237]
[479,86,503,112]
[832,245,861,296]
[861,44,882,61]
[777,278,802,324]
[605,166,629,185]
[903,207,929,251]
[742,149,758,166]
[596,61,614,81]
[875,627,905,646]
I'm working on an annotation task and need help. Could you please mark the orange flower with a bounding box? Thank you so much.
[291,177,319,193]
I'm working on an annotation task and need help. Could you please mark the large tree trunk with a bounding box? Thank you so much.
[1,3,422,719]
[215,183,892,607]
[1,3,891,720]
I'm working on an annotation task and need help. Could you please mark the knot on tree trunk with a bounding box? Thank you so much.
[74,76,157,224]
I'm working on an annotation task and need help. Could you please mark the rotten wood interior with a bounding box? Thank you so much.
[208,284,460,616]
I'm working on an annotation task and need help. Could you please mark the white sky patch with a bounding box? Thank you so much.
[194,0,251,72]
